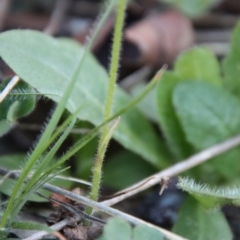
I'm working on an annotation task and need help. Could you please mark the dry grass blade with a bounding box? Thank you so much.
[102,134,240,206]
[2,134,240,240]
[37,192,105,225]
[2,134,240,239]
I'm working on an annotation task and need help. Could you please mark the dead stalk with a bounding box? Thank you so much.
[0,75,20,102]
[102,134,240,206]
[2,134,240,240]
[44,0,69,35]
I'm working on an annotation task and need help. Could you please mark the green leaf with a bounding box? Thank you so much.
[98,218,165,240]
[103,151,155,189]
[133,224,164,240]
[0,154,72,202]
[131,84,159,123]
[161,0,221,17]
[0,30,168,168]
[223,22,240,99]
[173,81,240,148]
[0,120,14,136]
[175,47,222,85]
[177,177,240,208]
[11,221,53,232]
[173,197,232,240]
[97,236,107,240]
[0,79,36,136]
[173,81,240,178]
[157,72,193,160]
[157,47,222,160]
[99,218,132,240]
[23,115,77,198]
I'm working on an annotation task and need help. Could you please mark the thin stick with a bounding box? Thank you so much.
[18,123,90,135]
[2,169,91,186]
[3,134,240,240]
[36,192,105,225]
[23,218,78,240]
[0,170,19,185]
[27,188,185,240]
[0,168,185,240]
[119,66,152,91]
[0,75,20,103]
[195,30,231,43]
[193,13,239,28]
[44,0,69,35]
[24,213,186,240]
[102,134,240,206]
[0,0,11,31]
[198,42,230,56]
[28,215,185,240]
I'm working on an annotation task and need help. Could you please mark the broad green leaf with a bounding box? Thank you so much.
[223,22,240,99]
[98,218,165,240]
[0,30,168,168]
[0,79,36,136]
[157,72,193,160]
[99,218,132,240]
[0,154,72,202]
[97,236,107,240]
[177,177,240,208]
[161,0,221,17]
[175,47,222,85]
[173,82,240,148]
[103,151,155,189]
[0,120,14,137]
[131,84,159,123]
[133,224,164,240]
[173,197,232,240]
[157,47,222,160]
[173,81,240,178]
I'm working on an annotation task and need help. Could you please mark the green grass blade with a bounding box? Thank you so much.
[89,0,127,209]
[22,106,84,195]
[23,118,77,196]
[12,221,53,233]
[0,0,116,228]
[11,167,70,219]
[49,67,166,170]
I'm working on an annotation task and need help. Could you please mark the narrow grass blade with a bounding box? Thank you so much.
[12,221,53,233]
[0,0,117,228]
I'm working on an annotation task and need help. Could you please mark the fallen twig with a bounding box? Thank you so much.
[23,218,78,240]
[0,75,20,103]
[0,168,185,240]
[198,42,230,56]
[193,13,239,28]
[2,135,240,240]
[0,0,11,31]
[102,134,240,206]
[23,197,185,240]
[44,0,69,35]
[119,66,152,91]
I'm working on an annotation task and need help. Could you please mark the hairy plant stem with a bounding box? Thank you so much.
[87,0,127,215]
[0,0,116,229]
